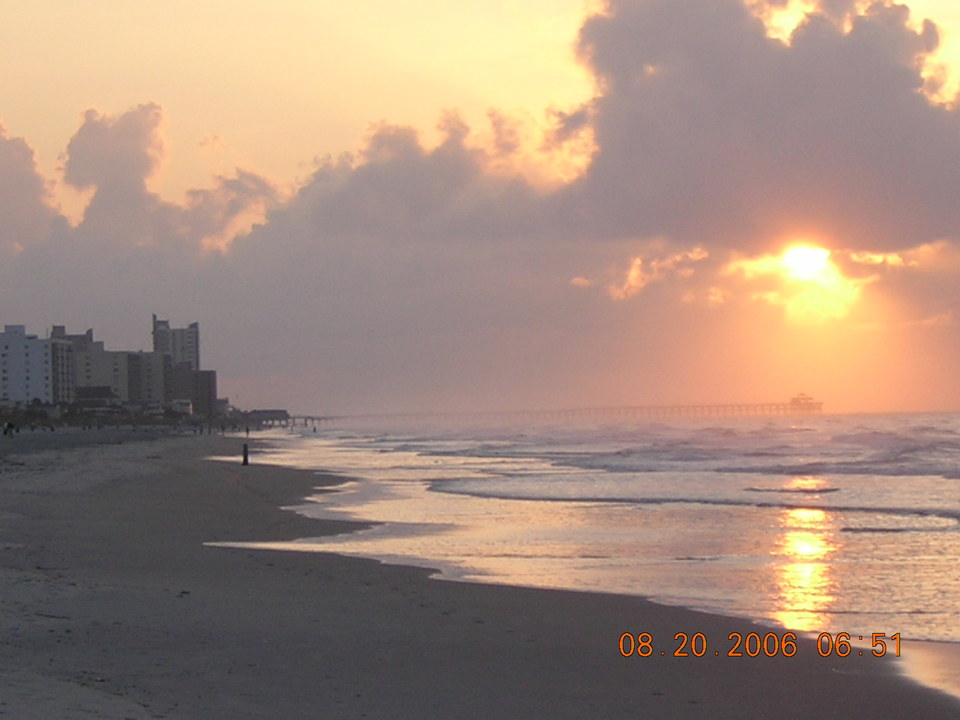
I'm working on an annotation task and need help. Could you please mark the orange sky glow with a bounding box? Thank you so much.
[2,1,960,414]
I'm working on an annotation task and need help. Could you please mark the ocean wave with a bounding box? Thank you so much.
[840,527,938,533]
[715,460,960,477]
[745,486,840,494]
[430,479,960,527]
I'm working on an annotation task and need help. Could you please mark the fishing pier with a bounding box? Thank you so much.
[251,395,823,429]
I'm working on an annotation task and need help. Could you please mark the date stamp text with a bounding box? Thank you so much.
[618,632,901,658]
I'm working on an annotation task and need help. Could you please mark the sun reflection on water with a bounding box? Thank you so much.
[772,478,839,631]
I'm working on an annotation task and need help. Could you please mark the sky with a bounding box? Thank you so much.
[3,0,960,415]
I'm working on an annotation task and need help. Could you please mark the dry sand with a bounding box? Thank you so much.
[1,430,958,719]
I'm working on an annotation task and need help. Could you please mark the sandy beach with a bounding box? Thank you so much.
[1,431,959,719]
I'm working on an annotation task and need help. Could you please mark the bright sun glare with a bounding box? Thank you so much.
[727,242,864,323]
[781,245,832,283]
[774,244,862,322]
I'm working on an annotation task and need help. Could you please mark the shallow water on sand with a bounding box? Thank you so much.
[220,412,960,651]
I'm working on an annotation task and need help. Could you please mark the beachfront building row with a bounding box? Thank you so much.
[52,327,169,406]
[1,318,220,419]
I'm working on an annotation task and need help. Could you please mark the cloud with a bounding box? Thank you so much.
[564,0,960,252]
[59,104,279,252]
[183,170,283,253]
[608,246,709,300]
[0,122,61,251]
[64,103,165,193]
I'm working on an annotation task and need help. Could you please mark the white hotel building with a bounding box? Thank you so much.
[0,325,74,405]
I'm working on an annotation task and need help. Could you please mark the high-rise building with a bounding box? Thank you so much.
[51,326,96,351]
[52,326,171,406]
[0,325,74,405]
[50,337,74,404]
[193,369,218,418]
[52,326,124,402]
[152,315,200,371]
[167,358,218,418]
[127,351,169,405]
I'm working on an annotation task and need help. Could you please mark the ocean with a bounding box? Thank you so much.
[225,411,960,645]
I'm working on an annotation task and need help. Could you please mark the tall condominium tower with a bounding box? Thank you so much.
[0,325,75,405]
[152,315,200,371]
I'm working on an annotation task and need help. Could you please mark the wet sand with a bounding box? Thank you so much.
[1,431,958,718]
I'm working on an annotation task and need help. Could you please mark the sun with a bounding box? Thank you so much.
[774,244,862,322]
[781,245,832,283]
[725,242,865,323]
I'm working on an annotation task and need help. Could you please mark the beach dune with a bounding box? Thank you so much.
[1,432,958,718]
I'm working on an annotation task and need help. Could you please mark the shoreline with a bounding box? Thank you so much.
[2,433,959,718]
[221,479,960,707]
[220,434,960,705]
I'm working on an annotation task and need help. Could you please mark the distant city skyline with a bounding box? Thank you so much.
[1,317,218,419]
